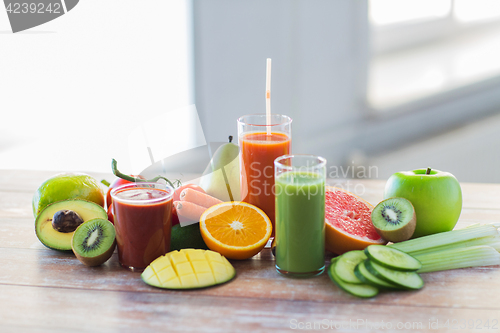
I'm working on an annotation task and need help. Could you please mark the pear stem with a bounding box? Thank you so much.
[111,159,180,188]
[426,167,432,175]
[229,135,233,143]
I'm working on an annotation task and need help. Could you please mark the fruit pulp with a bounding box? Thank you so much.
[142,249,236,289]
[200,201,272,260]
[326,190,379,240]
[112,187,173,271]
[239,131,291,235]
[324,187,385,255]
[275,171,325,276]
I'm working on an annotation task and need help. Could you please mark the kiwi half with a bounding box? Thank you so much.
[371,198,416,242]
[71,218,116,266]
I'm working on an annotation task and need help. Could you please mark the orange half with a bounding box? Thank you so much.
[199,201,272,260]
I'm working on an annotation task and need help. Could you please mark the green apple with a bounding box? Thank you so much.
[383,168,462,238]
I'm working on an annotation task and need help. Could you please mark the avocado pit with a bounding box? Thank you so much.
[52,210,84,233]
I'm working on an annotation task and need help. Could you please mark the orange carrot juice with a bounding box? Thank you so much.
[240,132,291,232]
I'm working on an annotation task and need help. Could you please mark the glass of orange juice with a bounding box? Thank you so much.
[237,114,292,235]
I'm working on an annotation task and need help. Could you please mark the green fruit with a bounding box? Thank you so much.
[327,260,379,298]
[371,197,416,242]
[334,250,367,284]
[364,245,422,271]
[35,199,108,251]
[199,136,240,201]
[384,168,462,238]
[365,260,424,290]
[72,218,116,266]
[354,260,401,290]
[170,223,208,251]
[33,173,105,218]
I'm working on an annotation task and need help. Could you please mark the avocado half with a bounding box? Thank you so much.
[35,199,108,251]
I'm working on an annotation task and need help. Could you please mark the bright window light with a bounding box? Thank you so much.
[369,0,451,26]
[454,0,500,23]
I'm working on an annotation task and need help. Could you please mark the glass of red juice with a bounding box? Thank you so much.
[110,182,174,271]
[237,114,292,235]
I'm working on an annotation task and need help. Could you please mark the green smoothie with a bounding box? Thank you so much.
[275,171,325,276]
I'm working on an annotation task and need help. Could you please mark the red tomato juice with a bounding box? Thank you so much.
[112,187,172,271]
[240,132,291,234]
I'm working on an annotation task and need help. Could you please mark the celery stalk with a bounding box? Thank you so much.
[415,246,500,273]
[386,224,500,273]
[408,235,500,256]
[389,224,499,254]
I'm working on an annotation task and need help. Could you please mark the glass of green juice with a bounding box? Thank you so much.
[274,154,326,277]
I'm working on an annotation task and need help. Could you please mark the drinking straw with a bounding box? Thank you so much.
[266,58,272,136]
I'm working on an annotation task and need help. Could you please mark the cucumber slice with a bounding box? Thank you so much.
[334,251,367,284]
[365,260,424,290]
[365,245,422,271]
[328,261,379,298]
[354,260,400,290]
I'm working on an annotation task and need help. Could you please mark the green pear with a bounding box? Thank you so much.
[199,136,241,202]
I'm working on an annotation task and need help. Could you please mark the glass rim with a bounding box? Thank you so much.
[110,182,174,205]
[237,113,292,127]
[274,154,327,172]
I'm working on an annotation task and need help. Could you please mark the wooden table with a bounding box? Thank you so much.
[1,170,500,332]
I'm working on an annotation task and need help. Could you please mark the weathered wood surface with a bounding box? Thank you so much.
[1,170,500,332]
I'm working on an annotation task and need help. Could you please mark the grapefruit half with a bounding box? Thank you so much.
[325,186,387,255]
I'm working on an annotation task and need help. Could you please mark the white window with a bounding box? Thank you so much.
[0,0,193,173]
[368,0,500,110]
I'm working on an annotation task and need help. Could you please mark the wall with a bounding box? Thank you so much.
[369,112,500,183]
[193,0,370,166]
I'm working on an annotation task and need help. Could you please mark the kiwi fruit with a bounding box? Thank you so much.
[71,218,116,266]
[371,198,416,242]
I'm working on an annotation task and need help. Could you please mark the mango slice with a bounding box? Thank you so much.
[141,249,236,289]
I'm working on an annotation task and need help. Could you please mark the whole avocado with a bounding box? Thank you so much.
[170,223,209,251]
[33,173,105,218]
